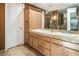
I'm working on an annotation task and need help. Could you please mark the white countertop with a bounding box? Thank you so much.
[30,29,79,44]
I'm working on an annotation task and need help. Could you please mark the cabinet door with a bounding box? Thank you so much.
[51,43,63,56]
[63,48,79,56]
[38,35,44,54]
[32,34,39,50]
[29,9,36,30]
[43,36,51,56]
[29,36,33,47]
[29,9,42,30]
[36,11,42,29]
[44,48,51,56]
[32,37,35,48]
[44,37,51,49]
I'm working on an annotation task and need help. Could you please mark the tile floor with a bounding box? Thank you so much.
[0,45,43,56]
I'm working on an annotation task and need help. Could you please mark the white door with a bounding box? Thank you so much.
[17,5,24,45]
[5,4,24,50]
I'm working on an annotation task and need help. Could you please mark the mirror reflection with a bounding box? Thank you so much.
[45,4,79,32]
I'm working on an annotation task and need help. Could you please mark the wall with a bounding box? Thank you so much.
[5,3,24,50]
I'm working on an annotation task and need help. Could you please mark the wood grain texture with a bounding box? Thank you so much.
[24,4,45,45]
[63,47,79,56]
[29,31,79,56]
[24,7,29,44]
[0,3,5,50]
[29,9,42,30]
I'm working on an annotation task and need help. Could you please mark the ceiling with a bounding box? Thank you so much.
[31,3,77,13]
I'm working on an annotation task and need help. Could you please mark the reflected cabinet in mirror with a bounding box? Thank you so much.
[45,4,79,32]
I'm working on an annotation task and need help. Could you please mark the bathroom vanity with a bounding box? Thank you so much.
[25,4,79,56]
[28,29,79,56]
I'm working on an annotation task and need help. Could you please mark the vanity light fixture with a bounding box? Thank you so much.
[53,16,57,20]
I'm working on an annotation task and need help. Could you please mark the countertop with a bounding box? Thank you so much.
[30,29,79,45]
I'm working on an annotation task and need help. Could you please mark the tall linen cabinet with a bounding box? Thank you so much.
[24,4,45,44]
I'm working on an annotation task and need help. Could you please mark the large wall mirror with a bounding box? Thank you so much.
[45,4,79,32]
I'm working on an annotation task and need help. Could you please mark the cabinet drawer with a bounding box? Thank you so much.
[44,48,51,56]
[34,34,38,38]
[51,38,63,46]
[29,37,33,47]
[44,36,51,42]
[44,40,51,49]
[63,47,79,56]
[51,43,63,56]
[25,35,29,44]
[38,45,44,54]
[38,36,44,46]
[33,37,36,48]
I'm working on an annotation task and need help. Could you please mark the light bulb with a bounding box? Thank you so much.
[53,16,56,20]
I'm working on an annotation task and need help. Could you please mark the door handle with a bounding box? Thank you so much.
[20,27,22,29]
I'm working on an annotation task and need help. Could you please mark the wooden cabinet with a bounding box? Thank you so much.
[44,48,51,56]
[51,38,63,56]
[29,37,33,47]
[32,34,38,50]
[29,33,39,50]
[29,33,44,54]
[29,9,42,30]
[43,36,51,56]
[51,43,63,56]
[32,37,36,48]
[63,48,79,56]
[38,35,44,54]
[24,7,29,44]
[44,36,51,49]
[29,32,79,56]
[29,33,33,47]
[54,44,63,56]
[36,11,42,28]
[24,4,45,44]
